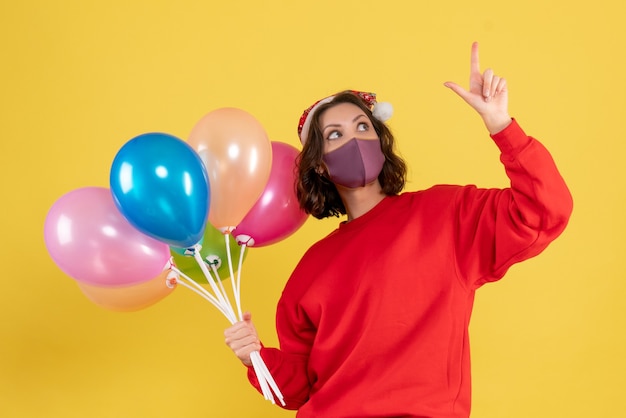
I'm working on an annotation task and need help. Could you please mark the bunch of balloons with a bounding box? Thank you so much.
[44,108,308,405]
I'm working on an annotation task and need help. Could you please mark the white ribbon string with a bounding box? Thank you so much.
[176,240,285,405]
[190,244,237,323]
[224,233,244,320]
[170,265,234,323]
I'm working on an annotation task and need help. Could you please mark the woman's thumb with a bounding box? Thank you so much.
[444,82,469,99]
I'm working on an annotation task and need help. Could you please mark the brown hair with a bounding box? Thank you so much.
[296,91,407,219]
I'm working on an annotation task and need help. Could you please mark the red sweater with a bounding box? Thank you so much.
[247,120,573,417]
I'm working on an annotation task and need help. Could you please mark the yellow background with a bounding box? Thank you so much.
[1,1,624,417]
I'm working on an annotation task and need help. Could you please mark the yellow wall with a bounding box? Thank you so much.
[1,1,624,417]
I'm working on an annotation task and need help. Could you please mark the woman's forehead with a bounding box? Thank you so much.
[320,102,367,124]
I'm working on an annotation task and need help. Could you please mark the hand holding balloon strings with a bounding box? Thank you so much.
[163,236,283,405]
[167,238,284,405]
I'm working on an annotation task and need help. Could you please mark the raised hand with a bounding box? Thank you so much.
[444,42,512,134]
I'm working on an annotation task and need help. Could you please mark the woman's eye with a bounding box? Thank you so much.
[357,122,369,131]
[327,130,340,140]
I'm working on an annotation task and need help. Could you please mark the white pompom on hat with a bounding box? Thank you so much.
[297,90,393,145]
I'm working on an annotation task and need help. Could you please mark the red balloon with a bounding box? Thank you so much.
[233,142,308,246]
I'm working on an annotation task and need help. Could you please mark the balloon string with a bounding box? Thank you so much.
[182,240,285,405]
[170,265,218,304]
[251,351,286,406]
[170,266,235,323]
[189,245,237,323]
[224,236,284,404]
[175,281,232,321]
[235,243,247,320]
[224,234,243,320]
[209,264,231,315]
[192,245,237,322]
[231,241,284,405]
[250,352,273,403]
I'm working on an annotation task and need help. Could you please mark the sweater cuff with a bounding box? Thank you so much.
[490,118,532,156]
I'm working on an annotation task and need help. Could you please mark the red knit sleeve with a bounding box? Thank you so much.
[453,119,573,288]
[245,283,316,410]
[245,346,311,409]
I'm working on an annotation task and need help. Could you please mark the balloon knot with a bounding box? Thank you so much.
[184,244,201,256]
[219,226,235,234]
[235,234,255,247]
[205,255,222,269]
[166,277,177,288]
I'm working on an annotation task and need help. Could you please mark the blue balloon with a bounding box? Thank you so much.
[110,132,210,248]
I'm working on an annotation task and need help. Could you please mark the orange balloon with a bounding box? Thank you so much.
[77,270,177,312]
[188,108,272,231]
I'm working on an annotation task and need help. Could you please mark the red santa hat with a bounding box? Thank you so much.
[297,90,393,145]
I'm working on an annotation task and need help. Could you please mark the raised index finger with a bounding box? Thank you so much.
[470,41,481,75]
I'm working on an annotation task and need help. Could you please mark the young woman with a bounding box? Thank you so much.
[224,42,573,418]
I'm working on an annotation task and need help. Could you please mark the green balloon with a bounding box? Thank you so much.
[170,224,247,284]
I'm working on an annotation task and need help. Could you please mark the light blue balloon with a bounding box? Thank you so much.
[110,132,210,248]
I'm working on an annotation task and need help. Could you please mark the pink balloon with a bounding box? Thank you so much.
[234,142,308,247]
[44,187,172,287]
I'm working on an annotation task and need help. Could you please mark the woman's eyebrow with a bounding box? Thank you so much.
[322,122,341,133]
[323,113,368,133]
